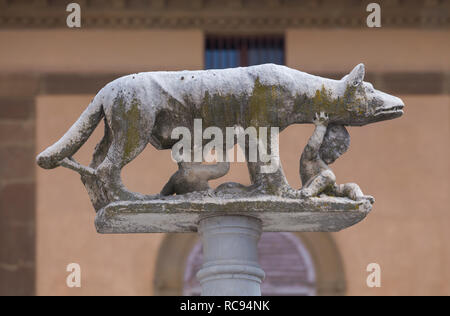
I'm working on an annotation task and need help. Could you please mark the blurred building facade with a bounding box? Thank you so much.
[0,0,449,296]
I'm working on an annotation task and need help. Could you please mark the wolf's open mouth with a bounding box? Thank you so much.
[374,105,404,116]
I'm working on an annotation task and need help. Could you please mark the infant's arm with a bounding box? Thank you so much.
[302,112,329,161]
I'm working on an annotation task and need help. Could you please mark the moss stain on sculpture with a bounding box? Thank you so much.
[123,97,142,162]
[294,84,364,122]
[248,78,271,128]
[194,78,287,130]
[162,79,366,135]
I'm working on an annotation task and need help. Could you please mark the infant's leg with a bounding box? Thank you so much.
[160,162,230,196]
[335,183,375,203]
[301,169,336,198]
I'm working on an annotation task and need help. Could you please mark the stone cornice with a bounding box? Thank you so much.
[0,0,448,31]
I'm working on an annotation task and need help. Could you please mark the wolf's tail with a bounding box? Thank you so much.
[37,97,104,169]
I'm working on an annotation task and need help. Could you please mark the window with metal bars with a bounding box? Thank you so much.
[205,35,285,69]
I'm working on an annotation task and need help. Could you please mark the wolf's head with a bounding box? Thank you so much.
[337,64,404,126]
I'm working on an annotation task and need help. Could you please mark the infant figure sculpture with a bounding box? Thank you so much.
[300,112,374,203]
[36,63,404,232]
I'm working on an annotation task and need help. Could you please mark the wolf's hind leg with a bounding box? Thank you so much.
[94,125,150,203]
[95,146,148,203]
[90,118,113,169]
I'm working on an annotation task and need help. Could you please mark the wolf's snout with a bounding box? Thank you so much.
[374,93,405,117]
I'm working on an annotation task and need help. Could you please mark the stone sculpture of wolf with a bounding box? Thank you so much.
[36,63,404,210]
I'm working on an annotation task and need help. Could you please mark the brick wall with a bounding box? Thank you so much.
[0,74,38,296]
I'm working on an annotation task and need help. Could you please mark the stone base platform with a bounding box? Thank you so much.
[95,195,373,234]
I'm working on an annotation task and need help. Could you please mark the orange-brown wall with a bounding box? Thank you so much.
[286,30,449,73]
[2,29,448,295]
[0,30,204,73]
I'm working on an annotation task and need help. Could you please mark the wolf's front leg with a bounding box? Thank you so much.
[241,126,292,195]
[245,145,292,196]
[246,161,289,194]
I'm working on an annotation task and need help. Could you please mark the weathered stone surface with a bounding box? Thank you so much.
[95,195,372,234]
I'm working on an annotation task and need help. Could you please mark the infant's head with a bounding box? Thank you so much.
[319,125,350,164]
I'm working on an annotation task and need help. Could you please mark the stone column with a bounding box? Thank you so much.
[196,215,265,296]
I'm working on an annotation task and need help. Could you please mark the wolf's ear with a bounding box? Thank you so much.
[342,63,365,87]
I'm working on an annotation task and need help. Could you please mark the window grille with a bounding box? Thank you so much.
[205,35,285,69]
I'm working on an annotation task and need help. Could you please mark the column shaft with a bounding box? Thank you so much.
[197,215,265,296]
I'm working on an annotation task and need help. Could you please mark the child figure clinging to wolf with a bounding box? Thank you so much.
[300,112,374,203]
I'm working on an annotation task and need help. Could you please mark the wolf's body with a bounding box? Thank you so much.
[37,64,404,210]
